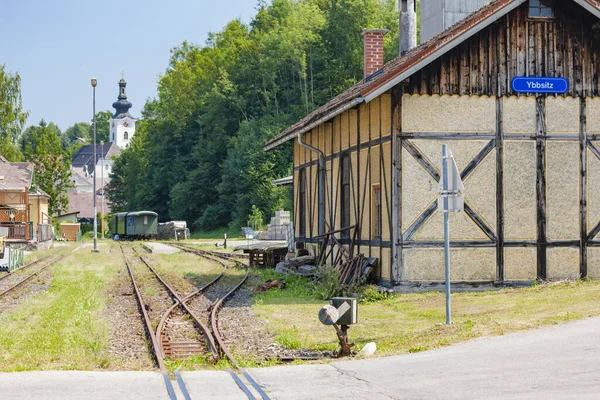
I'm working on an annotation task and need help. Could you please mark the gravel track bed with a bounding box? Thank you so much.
[0,268,53,316]
[104,264,154,370]
[0,262,48,292]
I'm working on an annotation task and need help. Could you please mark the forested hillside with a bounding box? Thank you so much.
[107,0,400,230]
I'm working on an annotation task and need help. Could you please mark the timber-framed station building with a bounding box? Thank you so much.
[265,0,600,287]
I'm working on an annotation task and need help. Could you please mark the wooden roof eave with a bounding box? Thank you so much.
[362,0,528,102]
[264,0,529,151]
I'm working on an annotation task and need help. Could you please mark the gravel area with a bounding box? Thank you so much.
[103,260,154,370]
[0,268,53,316]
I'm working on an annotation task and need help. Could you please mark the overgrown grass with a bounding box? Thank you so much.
[0,243,118,371]
[252,273,600,357]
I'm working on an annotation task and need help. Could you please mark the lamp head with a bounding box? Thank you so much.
[91,78,97,87]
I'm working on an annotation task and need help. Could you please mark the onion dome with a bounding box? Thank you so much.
[112,78,134,119]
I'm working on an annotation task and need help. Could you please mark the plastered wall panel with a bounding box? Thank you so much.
[294,140,299,165]
[324,123,332,156]
[293,170,299,235]
[310,165,318,237]
[349,110,359,147]
[325,160,333,232]
[503,96,536,134]
[382,142,392,241]
[413,209,490,241]
[587,98,600,134]
[547,247,580,280]
[359,103,370,144]
[587,248,600,279]
[402,148,437,231]
[416,140,489,174]
[333,158,341,231]
[370,97,382,138]
[333,116,341,154]
[504,248,537,280]
[350,152,358,228]
[546,97,580,134]
[319,125,326,155]
[547,142,579,240]
[402,94,496,133]
[381,248,391,281]
[463,151,497,231]
[402,248,495,281]
[504,141,537,240]
[381,94,392,136]
[587,148,600,230]
[359,149,370,241]
[341,111,350,150]
[371,146,381,187]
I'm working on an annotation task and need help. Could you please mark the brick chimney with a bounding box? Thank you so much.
[361,29,389,79]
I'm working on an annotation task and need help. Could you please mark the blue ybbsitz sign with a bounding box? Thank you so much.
[512,77,569,94]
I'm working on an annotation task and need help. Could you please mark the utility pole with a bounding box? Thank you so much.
[101,140,105,239]
[91,78,99,253]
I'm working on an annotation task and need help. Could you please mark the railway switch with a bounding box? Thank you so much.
[318,297,358,357]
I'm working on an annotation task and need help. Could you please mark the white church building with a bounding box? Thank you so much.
[66,77,136,218]
[109,76,136,149]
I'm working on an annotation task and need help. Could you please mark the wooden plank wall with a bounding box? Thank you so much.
[295,95,394,283]
[409,3,600,97]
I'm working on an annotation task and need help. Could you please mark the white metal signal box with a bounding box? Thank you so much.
[330,297,358,325]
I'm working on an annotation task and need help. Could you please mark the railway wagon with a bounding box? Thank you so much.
[114,212,128,236]
[126,211,158,239]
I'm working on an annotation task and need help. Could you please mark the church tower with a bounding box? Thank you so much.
[109,75,136,148]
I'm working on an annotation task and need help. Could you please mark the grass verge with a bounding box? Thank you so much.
[0,243,118,371]
[252,271,600,357]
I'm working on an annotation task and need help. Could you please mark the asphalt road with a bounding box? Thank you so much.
[248,316,600,399]
[1,317,599,399]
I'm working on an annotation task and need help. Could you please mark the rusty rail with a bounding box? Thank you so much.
[173,244,270,399]
[0,257,62,299]
[0,257,48,283]
[120,245,178,400]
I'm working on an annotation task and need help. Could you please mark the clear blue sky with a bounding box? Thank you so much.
[0,0,258,131]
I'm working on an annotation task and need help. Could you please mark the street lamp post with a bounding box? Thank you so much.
[91,78,99,253]
[101,140,105,239]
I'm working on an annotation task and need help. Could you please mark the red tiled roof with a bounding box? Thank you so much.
[265,0,600,150]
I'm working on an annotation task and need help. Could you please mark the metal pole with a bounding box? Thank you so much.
[442,144,451,324]
[92,83,99,253]
[101,143,105,240]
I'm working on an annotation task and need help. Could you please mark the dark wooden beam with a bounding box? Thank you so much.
[496,97,505,283]
[536,95,547,280]
[580,98,588,278]
[403,202,437,242]
[461,140,496,181]
[402,140,441,182]
[464,203,497,242]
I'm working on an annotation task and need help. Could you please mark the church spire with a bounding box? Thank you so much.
[112,74,133,119]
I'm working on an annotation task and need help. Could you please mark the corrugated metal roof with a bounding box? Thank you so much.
[265,0,600,151]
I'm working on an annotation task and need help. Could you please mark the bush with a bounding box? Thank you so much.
[196,204,231,231]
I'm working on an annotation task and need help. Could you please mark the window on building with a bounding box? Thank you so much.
[144,216,148,225]
[124,131,128,140]
[105,165,109,170]
[373,185,382,239]
[341,155,351,238]
[529,0,553,18]
[299,168,306,237]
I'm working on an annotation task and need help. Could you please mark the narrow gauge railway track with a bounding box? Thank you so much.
[0,256,61,299]
[170,243,270,400]
[121,244,215,400]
